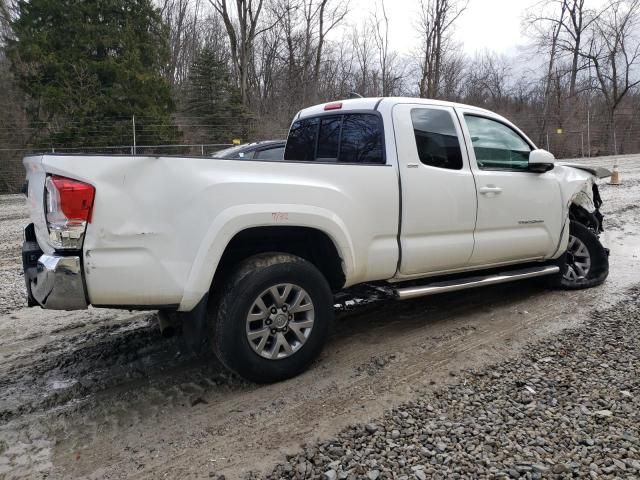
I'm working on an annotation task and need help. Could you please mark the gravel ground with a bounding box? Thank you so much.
[264,287,640,480]
[0,195,28,315]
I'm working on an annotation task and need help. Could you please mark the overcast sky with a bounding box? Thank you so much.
[342,0,606,57]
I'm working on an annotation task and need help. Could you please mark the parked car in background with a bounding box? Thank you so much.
[212,140,285,160]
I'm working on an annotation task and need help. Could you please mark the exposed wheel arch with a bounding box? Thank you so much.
[211,226,346,294]
[569,203,602,233]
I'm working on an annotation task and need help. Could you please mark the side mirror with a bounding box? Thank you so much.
[529,149,555,173]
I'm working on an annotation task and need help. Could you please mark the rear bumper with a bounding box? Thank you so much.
[23,224,88,310]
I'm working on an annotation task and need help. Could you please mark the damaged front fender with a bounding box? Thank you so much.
[554,164,606,233]
[556,162,612,180]
[548,164,607,259]
[554,165,600,217]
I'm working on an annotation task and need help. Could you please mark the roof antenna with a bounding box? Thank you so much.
[349,92,363,99]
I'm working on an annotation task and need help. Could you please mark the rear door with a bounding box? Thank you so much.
[458,110,563,265]
[393,103,477,276]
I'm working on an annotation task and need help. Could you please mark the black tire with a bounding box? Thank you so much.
[210,252,334,383]
[549,220,609,290]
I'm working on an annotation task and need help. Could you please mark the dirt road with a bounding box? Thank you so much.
[0,155,638,479]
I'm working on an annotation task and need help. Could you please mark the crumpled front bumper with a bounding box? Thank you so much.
[22,224,88,310]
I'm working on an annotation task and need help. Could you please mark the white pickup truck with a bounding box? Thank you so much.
[22,97,610,382]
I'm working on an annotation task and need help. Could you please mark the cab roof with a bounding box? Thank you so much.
[295,97,497,120]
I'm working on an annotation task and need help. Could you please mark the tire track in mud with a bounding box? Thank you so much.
[0,282,405,425]
[0,291,397,426]
[0,313,189,423]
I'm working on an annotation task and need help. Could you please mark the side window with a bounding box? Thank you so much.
[410,109,463,170]
[254,146,285,160]
[284,118,318,161]
[464,115,531,170]
[339,114,384,164]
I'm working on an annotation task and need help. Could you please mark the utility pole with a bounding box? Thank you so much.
[132,115,137,156]
[587,110,591,158]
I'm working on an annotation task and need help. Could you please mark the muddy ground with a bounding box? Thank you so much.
[0,155,638,479]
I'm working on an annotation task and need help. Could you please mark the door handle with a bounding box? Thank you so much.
[479,186,503,194]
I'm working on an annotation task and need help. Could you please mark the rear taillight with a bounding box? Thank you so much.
[45,175,95,250]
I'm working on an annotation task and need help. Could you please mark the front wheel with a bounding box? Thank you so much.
[549,220,609,290]
[210,253,334,383]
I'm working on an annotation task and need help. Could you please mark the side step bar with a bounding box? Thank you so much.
[394,265,560,301]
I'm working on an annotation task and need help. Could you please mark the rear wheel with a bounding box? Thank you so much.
[210,253,333,383]
[549,220,608,290]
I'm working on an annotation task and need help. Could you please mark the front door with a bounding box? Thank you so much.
[458,111,563,266]
[393,104,477,276]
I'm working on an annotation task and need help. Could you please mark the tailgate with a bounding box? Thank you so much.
[23,155,54,254]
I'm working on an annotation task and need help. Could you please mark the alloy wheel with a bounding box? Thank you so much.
[245,283,315,360]
[563,234,592,282]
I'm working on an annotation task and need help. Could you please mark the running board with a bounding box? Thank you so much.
[394,265,560,300]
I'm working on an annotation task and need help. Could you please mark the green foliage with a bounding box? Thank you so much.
[6,0,178,148]
[183,44,249,144]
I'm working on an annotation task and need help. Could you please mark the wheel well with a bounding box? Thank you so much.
[213,226,346,292]
[569,203,601,232]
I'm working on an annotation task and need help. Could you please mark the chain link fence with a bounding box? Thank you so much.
[0,115,290,193]
[0,143,247,194]
[539,127,640,159]
[1,120,639,194]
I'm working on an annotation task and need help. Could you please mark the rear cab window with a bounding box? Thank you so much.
[285,118,319,161]
[284,113,385,164]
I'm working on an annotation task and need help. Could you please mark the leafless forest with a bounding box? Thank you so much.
[1,0,639,192]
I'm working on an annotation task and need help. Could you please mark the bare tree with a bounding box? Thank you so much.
[562,0,597,97]
[371,0,403,96]
[320,40,356,99]
[351,22,376,96]
[313,1,348,87]
[581,0,640,150]
[463,51,512,108]
[160,0,204,88]
[209,0,275,105]
[438,48,465,100]
[250,18,282,113]
[274,0,347,104]
[527,1,599,98]
[417,0,467,98]
[531,0,567,143]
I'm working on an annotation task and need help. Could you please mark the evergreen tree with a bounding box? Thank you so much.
[7,0,178,149]
[184,45,248,144]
